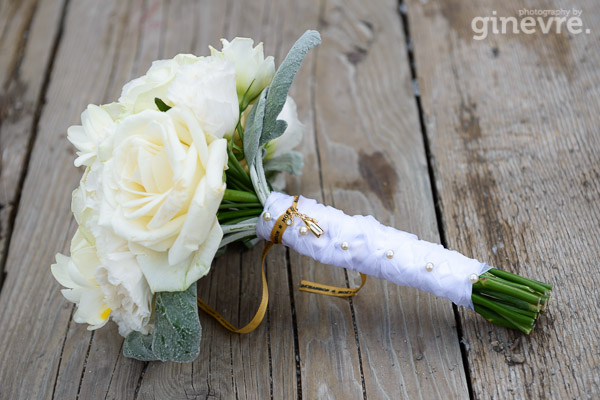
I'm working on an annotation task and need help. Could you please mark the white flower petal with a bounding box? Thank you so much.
[167,139,226,265]
[132,220,222,292]
[210,37,275,105]
[167,57,239,139]
[270,96,305,157]
[51,254,77,288]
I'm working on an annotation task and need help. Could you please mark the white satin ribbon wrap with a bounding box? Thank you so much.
[256,192,491,309]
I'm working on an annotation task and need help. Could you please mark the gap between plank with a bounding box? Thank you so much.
[327,194,368,400]
[285,247,303,400]
[307,1,369,398]
[0,0,70,294]
[397,1,475,399]
[76,331,95,399]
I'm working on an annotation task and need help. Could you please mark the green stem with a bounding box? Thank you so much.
[232,143,244,154]
[223,189,260,203]
[227,152,253,192]
[481,272,539,294]
[228,148,251,182]
[236,115,244,142]
[226,172,253,192]
[218,208,262,223]
[474,304,519,330]
[488,299,538,319]
[223,216,259,225]
[472,268,552,334]
[472,293,534,334]
[474,288,540,313]
[473,277,541,305]
[488,268,552,292]
[219,202,262,210]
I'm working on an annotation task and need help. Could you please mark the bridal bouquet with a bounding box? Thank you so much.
[51,31,552,362]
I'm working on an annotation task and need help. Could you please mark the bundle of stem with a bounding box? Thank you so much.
[220,115,264,226]
[472,269,552,334]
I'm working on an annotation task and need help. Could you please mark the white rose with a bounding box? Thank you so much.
[119,54,199,114]
[67,104,120,167]
[95,251,153,336]
[51,229,153,336]
[99,107,227,292]
[265,96,305,158]
[210,38,275,107]
[167,57,239,138]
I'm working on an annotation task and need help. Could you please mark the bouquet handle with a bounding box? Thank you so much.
[197,194,369,332]
[257,192,490,310]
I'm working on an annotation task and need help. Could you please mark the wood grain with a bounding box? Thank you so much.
[10,0,594,398]
[285,0,470,398]
[406,0,600,398]
[0,0,137,397]
[0,0,66,286]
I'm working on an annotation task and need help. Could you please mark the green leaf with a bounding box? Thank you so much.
[123,330,158,362]
[249,149,270,205]
[243,88,268,168]
[152,283,202,362]
[261,30,320,145]
[155,97,172,112]
[260,120,288,147]
[122,284,202,363]
[264,151,304,175]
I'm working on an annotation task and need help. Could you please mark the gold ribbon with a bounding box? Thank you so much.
[197,242,272,334]
[197,196,367,333]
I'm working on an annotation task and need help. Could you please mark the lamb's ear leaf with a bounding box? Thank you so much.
[243,88,268,168]
[262,30,320,143]
[151,283,202,363]
[259,119,287,147]
[123,330,158,362]
[263,151,304,175]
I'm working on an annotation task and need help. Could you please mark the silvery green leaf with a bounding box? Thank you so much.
[259,119,288,147]
[243,88,268,168]
[123,330,158,361]
[262,31,320,144]
[250,149,270,205]
[243,237,261,249]
[221,218,258,235]
[264,151,304,175]
[219,230,257,248]
[152,283,202,363]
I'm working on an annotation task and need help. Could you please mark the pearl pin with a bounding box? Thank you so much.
[299,226,308,235]
[385,250,394,259]
[341,241,350,250]
[262,212,272,221]
[425,262,434,272]
[469,273,479,284]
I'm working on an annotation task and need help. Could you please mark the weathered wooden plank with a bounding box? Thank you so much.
[284,0,470,398]
[0,0,65,285]
[0,0,141,398]
[0,1,473,400]
[135,1,296,398]
[407,0,600,398]
[246,1,368,398]
[0,0,296,398]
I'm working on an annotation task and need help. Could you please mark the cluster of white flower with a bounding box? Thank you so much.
[52,38,303,337]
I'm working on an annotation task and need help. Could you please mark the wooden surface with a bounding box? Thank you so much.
[407,0,600,398]
[0,0,598,399]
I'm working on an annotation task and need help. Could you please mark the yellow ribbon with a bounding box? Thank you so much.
[197,242,272,334]
[197,196,367,333]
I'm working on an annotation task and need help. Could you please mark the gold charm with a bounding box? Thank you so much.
[300,217,324,238]
[287,196,324,238]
